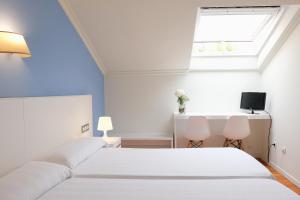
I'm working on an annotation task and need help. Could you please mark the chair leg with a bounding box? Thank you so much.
[187,140,203,148]
[224,139,243,149]
[237,140,243,150]
[187,140,193,148]
[223,138,229,147]
[233,139,243,149]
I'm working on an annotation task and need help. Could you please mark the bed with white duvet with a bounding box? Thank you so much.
[0,153,298,200]
[39,178,299,200]
[72,147,272,179]
[42,138,273,179]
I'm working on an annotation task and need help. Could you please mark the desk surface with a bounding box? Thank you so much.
[174,111,270,120]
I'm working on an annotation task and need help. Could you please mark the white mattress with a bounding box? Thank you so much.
[39,178,300,200]
[72,148,273,179]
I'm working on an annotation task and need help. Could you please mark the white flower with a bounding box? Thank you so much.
[175,89,185,97]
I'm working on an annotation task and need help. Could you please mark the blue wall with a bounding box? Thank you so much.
[0,0,105,136]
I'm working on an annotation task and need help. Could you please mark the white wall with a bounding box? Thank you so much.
[262,23,300,187]
[105,71,261,136]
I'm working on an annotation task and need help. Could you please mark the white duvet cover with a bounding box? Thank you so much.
[0,161,70,200]
[72,147,272,179]
[39,178,299,200]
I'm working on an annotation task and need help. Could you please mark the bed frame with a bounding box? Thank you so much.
[0,95,93,176]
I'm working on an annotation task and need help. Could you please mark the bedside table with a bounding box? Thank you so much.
[103,137,121,148]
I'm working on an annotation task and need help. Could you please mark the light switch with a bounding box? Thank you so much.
[81,123,90,133]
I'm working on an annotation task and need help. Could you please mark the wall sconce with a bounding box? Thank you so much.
[0,31,31,58]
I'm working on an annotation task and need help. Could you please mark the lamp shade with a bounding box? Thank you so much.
[0,31,31,58]
[97,117,113,131]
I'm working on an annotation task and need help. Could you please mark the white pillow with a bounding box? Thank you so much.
[42,137,106,169]
[0,161,70,200]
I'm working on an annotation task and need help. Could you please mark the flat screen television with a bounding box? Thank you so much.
[240,92,266,114]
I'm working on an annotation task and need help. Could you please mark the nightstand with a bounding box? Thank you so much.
[103,137,121,148]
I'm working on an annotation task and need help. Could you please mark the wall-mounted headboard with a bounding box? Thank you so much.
[0,95,93,176]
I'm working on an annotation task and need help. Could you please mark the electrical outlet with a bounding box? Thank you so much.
[281,147,287,154]
[81,123,89,133]
[271,141,277,148]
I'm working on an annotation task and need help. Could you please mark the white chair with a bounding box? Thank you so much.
[184,116,211,148]
[223,116,251,149]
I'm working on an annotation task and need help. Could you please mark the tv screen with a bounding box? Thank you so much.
[240,92,266,111]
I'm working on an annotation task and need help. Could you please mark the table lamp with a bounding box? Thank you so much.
[97,116,113,138]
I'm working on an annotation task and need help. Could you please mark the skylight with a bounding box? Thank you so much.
[192,7,281,57]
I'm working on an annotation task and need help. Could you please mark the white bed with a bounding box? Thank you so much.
[1,160,297,200]
[39,178,299,200]
[72,147,273,179]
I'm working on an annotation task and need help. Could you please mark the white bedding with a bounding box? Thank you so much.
[39,178,299,200]
[0,161,70,200]
[72,147,273,179]
[42,137,106,169]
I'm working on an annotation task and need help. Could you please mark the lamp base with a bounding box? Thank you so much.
[102,131,108,138]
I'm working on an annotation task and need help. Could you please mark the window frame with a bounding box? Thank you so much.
[192,6,282,57]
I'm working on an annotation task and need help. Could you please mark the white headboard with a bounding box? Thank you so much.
[0,95,93,176]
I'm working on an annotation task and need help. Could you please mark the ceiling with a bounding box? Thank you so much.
[59,0,300,74]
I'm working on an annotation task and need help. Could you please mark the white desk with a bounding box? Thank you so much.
[174,112,270,120]
[174,112,271,162]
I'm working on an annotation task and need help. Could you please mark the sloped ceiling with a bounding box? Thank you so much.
[59,0,300,74]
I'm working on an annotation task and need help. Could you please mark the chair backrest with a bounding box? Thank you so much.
[223,116,251,140]
[184,116,211,141]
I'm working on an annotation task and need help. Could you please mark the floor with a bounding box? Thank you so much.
[258,159,300,195]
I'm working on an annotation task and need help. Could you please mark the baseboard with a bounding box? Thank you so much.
[270,161,300,188]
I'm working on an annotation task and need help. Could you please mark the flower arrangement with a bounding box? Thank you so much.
[175,89,189,113]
